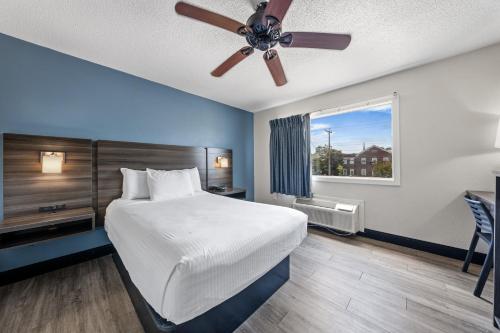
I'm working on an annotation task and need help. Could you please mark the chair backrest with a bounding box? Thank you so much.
[464,196,494,233]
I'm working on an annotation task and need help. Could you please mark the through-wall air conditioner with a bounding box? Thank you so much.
[292,196,364,234]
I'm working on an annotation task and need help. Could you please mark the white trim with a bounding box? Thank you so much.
[312,93,401,186]
[391,93,401,186]
[311,94,396,119]
[313,175,398,186]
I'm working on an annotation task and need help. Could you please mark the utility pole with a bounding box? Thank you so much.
[324,128,333,175]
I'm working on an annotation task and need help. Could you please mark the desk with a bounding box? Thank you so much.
[0,207,95,249]
[479,171,500,327]
[493,173,500,328]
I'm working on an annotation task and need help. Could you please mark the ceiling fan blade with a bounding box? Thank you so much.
[264,0,293,22]
[211,47,254,77]
[264,50,287,86]
[175,2,247,35]
[280,32,351,50]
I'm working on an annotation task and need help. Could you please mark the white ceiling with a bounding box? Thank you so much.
[1,1,500,112]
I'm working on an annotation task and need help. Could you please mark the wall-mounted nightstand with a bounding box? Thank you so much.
[208,187,247,200]
[0,207,95,249]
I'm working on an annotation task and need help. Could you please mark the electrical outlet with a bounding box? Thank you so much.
[39,204,66,213]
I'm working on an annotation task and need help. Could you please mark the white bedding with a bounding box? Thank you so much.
[105,192,307,324]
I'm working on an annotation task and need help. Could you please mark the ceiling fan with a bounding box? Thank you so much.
[175,0,351,87]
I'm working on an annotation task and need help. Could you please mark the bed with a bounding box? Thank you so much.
[96,140,307,333]
[106,193,306,332]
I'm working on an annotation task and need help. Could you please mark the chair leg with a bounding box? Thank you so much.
[462,231,479,272]
[473,243,493,298]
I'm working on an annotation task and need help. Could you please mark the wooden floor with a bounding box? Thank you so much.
[0,229,495,333]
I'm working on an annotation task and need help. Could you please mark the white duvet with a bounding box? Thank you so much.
[105,192,307,324]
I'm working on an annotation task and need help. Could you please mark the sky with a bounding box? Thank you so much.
[311,104,392,154]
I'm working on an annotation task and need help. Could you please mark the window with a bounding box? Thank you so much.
[310,94,400,185]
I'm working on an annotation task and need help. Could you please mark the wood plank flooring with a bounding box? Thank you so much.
[0,229,495,333]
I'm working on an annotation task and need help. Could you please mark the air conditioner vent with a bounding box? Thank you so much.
[292,197,361,233]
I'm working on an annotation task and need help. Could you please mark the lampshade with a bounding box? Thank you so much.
[216,156,229,168]
[41,152,64,174]
[495,119,500,148]
[220,157,229,168]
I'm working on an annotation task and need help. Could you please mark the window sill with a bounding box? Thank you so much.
[312,175,400,186]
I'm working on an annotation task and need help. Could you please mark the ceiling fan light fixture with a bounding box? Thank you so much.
[175,0,352,87]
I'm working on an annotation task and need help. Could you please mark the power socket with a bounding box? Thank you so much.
[39,204,66,213]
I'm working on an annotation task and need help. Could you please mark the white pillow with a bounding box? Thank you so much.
[121,168,149,200]
[182,167,203,192]
[146,168,194,201]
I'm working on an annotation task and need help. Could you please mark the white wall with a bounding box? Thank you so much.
[254,43,500,250]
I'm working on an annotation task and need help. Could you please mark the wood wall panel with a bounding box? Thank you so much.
[206,148,233,188]
[3,133,93,218]
[92,141,98,218]
[96,140,207,225]
[4,134,235,226]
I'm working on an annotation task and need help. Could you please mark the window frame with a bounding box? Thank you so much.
[311,93,401,186]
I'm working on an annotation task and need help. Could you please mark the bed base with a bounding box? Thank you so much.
[113,253,290,333]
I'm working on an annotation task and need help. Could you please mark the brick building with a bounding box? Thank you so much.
[342,145,392,177]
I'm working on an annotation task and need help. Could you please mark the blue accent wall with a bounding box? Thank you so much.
[0,33,254,271]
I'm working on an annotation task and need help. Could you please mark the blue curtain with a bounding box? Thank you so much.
[269,114,311,197]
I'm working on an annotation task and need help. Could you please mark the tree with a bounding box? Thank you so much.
[312,145,343,176]
[372,161,392,178]
[336,164,344,176]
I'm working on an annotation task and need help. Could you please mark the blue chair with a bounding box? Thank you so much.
[462,196,494,298]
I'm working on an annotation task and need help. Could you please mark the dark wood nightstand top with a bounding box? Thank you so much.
[208,187,246,197]
[0,207,95,234]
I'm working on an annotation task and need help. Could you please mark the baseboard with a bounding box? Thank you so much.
[0,244,115,286]
[358,229,486,265]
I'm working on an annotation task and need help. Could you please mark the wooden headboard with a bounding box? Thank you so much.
[96,140,208,225]
[3,133,93,217]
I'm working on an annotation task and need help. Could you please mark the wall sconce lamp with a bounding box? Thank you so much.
[41,152,66,174]
[216,156,229,168]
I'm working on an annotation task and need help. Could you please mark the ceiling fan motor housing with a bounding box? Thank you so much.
[245,2,281,51]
